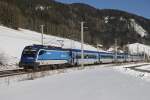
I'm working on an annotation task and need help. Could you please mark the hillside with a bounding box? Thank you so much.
[0,0,150,48]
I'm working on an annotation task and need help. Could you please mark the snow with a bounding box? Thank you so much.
[35,5,45,11]
[104,16,109,23]
[120,17,126,21]
[104,17,147,37]
[35,5,52,11]
[128,43,150,56]
[107,46,124,53]
[130,19,147,37]
[136,65,150,71]
[0,25,101,70]
[1,64,150,100]
[113,62,150,82]
[108,42,150,57]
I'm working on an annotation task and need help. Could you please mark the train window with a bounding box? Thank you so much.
[76,54,97,59]
[84,55,88,59]
[76,54,81,59]
[101,55,113,59]
[23,50,36,57]
[39,50,46,55]
[89,55,96,59]
[117,55,124,59]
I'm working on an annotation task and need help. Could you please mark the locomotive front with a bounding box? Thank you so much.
[19,45,40,69]
[19,45,72,69]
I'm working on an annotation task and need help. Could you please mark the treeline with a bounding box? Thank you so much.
[0,1,21,29]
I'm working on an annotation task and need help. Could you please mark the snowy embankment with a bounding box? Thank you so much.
[114,62,150,82]
[128,43,150,56]
[0,25,99,70]
[1,64,150,100]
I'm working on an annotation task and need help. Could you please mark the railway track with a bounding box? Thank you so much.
[125,64,150,73]
[0,68,54,78]
[0,63,115,78]
[125,64,150,69]
[0,69,27,78]
[130,68,150,73]
[0,63,149,78]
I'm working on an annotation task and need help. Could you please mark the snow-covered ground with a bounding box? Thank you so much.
[128,43,150,56]
[114,62,150,82]
[136,65,150,71]
[1,64,150,100]
[130,19,147,37]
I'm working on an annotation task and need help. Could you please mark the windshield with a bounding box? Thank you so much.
[22,49,37,57]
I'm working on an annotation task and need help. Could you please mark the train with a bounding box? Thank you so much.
[19,44,144,69]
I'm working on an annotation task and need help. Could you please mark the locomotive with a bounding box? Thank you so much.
[19,44,143,69]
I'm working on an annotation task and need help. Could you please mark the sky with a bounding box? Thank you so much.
[57,0,150,19]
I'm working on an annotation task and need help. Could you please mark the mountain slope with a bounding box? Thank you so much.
[0,0,150,48]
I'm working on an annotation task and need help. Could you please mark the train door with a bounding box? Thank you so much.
[69,50,74,66]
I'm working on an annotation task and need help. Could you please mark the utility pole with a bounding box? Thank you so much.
[81,22,84,67]
[148,49,150,62]
[144,47,146,61]
[123,45,126,62]
[40,25,44,45]
[137,43,139,59]
[115,39,118,63]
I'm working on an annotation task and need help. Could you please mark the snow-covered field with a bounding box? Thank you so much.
[128,43,150,55]
[114,62,150,82]
[136,65,150,71]
[1,64,150,100]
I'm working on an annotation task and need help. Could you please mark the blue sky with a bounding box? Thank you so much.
[57,0,150,19]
